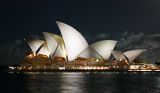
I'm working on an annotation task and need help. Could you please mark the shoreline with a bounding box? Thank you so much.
[9,69,160,73]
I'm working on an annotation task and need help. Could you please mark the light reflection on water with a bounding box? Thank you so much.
[1,72,160,93]
[59,72,85,93]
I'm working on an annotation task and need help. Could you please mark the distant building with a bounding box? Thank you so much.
[26,21,117,62]
[18,21,155,71]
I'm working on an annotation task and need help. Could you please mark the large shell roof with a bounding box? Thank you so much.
[49,33,64,47]
[46,33,67,59]
[37,42,49,57]
[90,40,117,60]
[53,45,66,58]
[124,49,147,62]
[111,49,147,62]
[111,50,127,61]
[56,21,89,61]
[79,47,103,59]
[43,32,58,58]
[28,39,44,54]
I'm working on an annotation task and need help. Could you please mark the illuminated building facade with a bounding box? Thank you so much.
[15,21,160,72]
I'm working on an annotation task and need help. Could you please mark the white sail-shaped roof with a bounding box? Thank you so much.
[56,21,89,61]
[54,45,66,58]
[37,42,49,57]
[49,33,67,59]
[79,47,103,59]
[124,49,147,62]
[90,40,117,60]
[49,33,64,46]
[28,39,44,55]
[111,50,127,61]
[43,32,58,58]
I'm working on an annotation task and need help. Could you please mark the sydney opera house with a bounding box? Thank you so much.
[11,21,160,72]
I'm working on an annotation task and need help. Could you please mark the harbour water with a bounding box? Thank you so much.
[1,72,160,93]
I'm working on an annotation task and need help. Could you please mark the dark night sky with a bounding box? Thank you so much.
[1,0,160,65]
[1,0,160,42]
